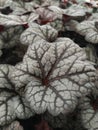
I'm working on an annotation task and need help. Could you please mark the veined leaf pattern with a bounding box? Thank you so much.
[20,24,58,45]
[0,13,39,26]
[0,26,24,48]
[0,65,34,126]
[75,20,98,44]
[79,97,98,130]
[11,38,96,115]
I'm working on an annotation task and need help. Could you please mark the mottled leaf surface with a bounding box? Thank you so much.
[11,38,96,115]
[63,4,90,17]
[79,97,98,130]
[9,0,36,15]
[0,26,23,48]
[75,21,98,44]
[20,24,58,45]
[48,6,64,19]
[0,65,33,126]
[35,7,57,25]
[0,13,38,26]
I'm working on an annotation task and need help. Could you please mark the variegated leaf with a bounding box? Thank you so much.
[79,97,98,130]
[9,0,36,15]
[48,19,64,31]
[75,21,94,36]
[0,64,14,89]
[75,21,98,44]
[20,24,58,45]
[48,6,64,19]
[11,38,96,115]
[0,13,38,26]
[63,4,91,17]
[0,26,24,48]
[12,96,34,119]
[0,65,34,126]
[35,7,57,25]
[0,92,16,126]
[32,0,59,6]
[0,65,16,125]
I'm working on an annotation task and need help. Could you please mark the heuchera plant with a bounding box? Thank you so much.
[0,0,98,130]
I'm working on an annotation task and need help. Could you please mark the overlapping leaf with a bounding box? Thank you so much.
[8,0,36,15]
[79,97,98,130]
[48,19,64,31]
[35,7,57,25]
[20,24,58,45]
[88,13,98,21]
[75,20,98,44]
[63,4,92,17]
[32,0,59,7]
[43,112,67,128]
[48,6,64,19]
[3,121,24,130]
[11,38,96,115]
[0,65,34,126]
[0,13,39,26]
[0,26,24,48]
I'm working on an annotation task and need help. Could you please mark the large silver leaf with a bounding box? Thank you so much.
[20,24,58,45]
[75,21,98,44]
[0,65,34,126]
[0,26,23,48]
[11,38,97,115]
